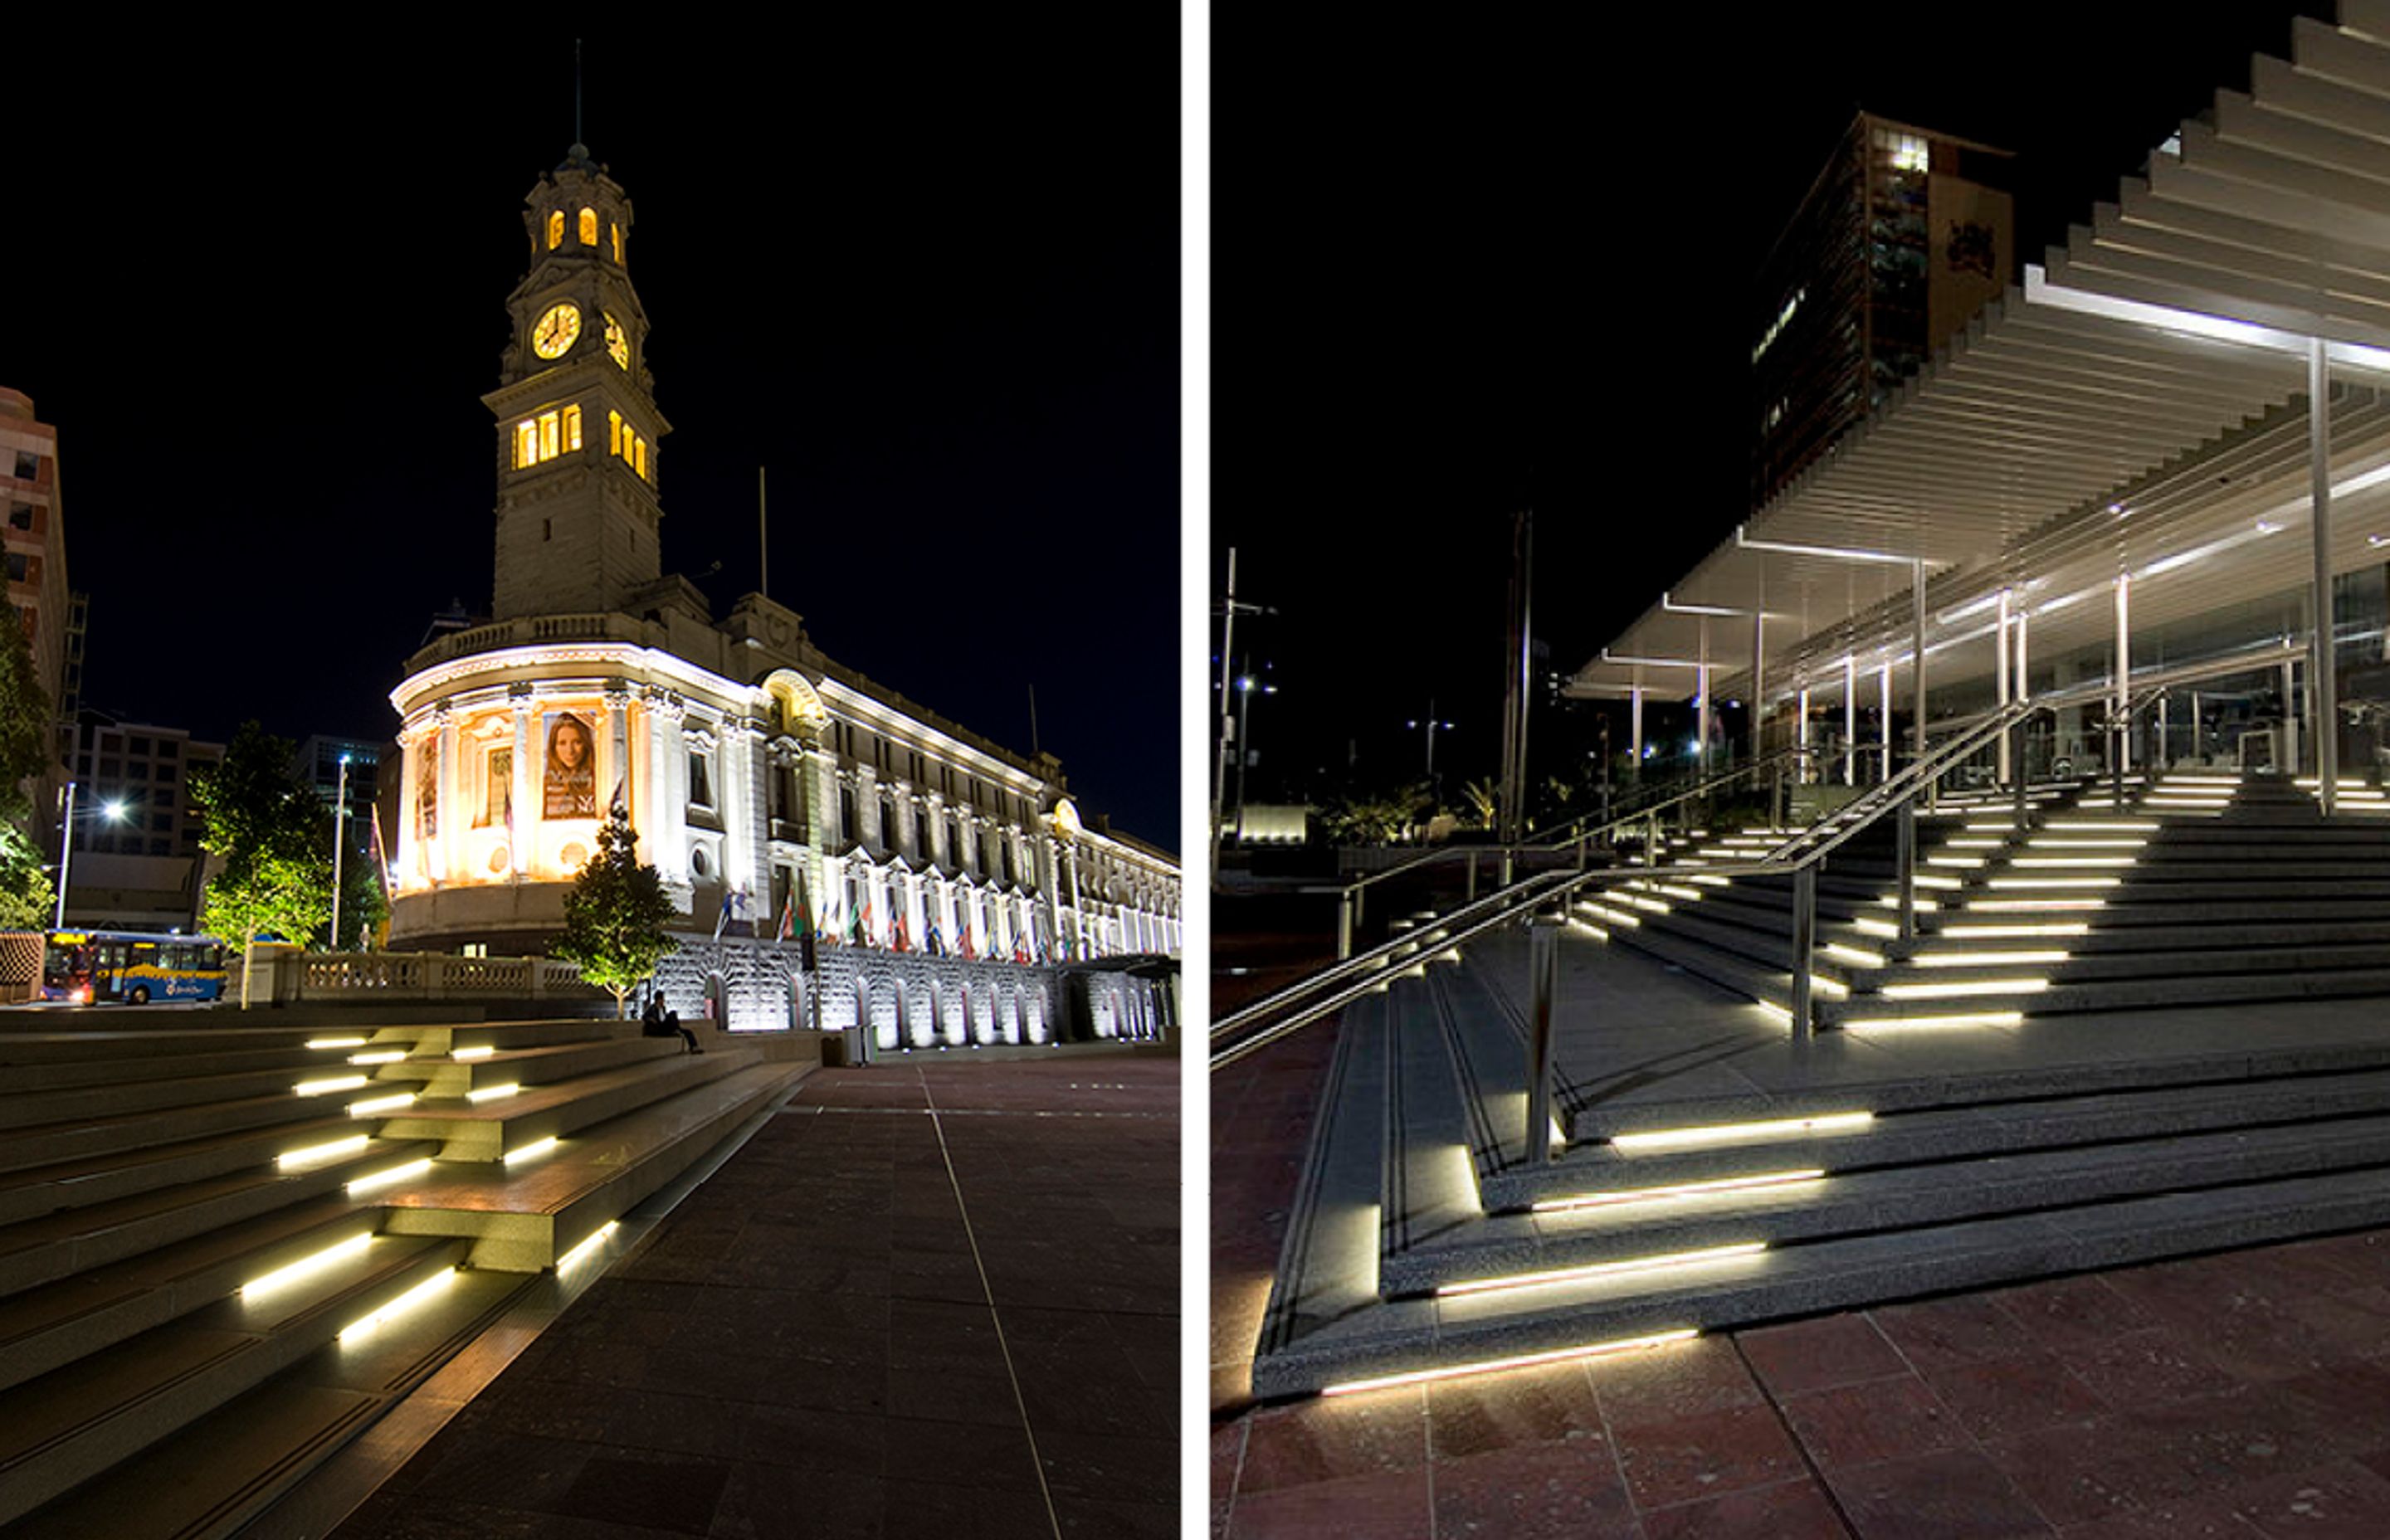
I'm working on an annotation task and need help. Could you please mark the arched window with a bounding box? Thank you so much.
[547,210,564,250]
[578,207,598,246]
[612,222,623,264]
[563,404,583,452]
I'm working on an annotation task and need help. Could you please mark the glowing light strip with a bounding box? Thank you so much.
[1926,855,1986,869]
[466,1084,521,1104]
[296,1076,368,1098]
[2012,856,2138,868]
[2026,839,2146,849]
[305,1036,368,1050]
[346,1157,432,1195]
[1987,877,2118,889]
[1851,917,1899,938]
[1913,950,2069,967]
[452,1045,495,1060]
[279,1134,371,1170]
[1321,1328,1699,1396]
[242,1232,371,1297]
[558,1220,621,1270]
[1940,924,2088,938]
[1578,903,1641,928]
[1882,978,2050,998]
[349,1093,417,1118]
[1571,918,1612,941]
[1823,943,1884,968]
[504,1136,560,1164]
[1612,1112,1873,1153]
[348,1050,406,1065]
[1968,898,2108,911]
[1533,1170,1826,1214]
[1947,838,2005,849]
[1440,1241,1767,1298]
[1845,1011,2027,1030]
[339,1266,458,1340]
[2047,822,2157,832]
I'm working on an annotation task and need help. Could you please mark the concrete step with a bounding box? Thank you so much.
[1822,966,2390,1026]
[0,1089,344,1191]
[1256,995,1388,1362]
[0,1114,364,1230]
[373,1039,771,1162]
[0,1133,436,1300]
[1252,1163,2390,1399]
[378,1060,804,1269]
[362,1031,684,1099]
[1388,1108,2390,1295]
[7,1261,534,1540]
[0,1230,473,1528]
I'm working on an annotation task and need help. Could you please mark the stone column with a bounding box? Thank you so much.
[604,680,634,819]
[435,702,460,885]
[510,685,536,877]
[396,721,422,886]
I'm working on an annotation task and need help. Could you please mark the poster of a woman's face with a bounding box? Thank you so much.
[544,713,598,819]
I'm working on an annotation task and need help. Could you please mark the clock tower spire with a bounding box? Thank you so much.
[485,144,669,621]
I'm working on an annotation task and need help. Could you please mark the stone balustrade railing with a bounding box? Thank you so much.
[250,950,600,1005]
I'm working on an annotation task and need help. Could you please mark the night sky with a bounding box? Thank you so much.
[1212,4,2325,807]
[12,21,1177,850]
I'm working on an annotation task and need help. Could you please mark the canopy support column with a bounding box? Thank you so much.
[2311,338,2339,815]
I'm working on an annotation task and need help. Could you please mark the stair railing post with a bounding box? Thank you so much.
[1336,889,1354,962]
[1646,812,1659,867]
[2012,714,2029,830]
[1896,797,1917,943]
[1527,912,1561,1164]
[1790,863,1817,1043]
[1466,851,1478,902]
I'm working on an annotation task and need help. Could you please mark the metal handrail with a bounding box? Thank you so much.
[1209,867,1575,1069]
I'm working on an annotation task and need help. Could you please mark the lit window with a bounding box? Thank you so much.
[547,210,564,249]
[612,222,622,264]
[608,409,622,456]
[578,207,598,246]
[539,412,560,461]
[633,436,646,479]
[515,421,539,468]
[564,404,583,451]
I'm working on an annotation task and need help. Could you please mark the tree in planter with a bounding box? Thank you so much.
[193,723,333,956]
[552,802,678,1019]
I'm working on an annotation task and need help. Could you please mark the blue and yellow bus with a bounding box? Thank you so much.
[42,931,229,1005]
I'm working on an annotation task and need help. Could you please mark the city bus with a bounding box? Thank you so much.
[42,931,229,1005]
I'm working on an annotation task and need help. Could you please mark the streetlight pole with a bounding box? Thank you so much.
[329,754,350,953]
[52,780,76,931]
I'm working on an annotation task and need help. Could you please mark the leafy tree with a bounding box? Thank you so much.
[0,824,52,930]
[551,802,679,1017]
[0,610,56,927]
[193,722,333,949]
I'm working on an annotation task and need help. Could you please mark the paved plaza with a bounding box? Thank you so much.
[318,1053,1179,1540]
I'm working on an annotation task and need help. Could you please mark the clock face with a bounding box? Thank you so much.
[604,314,628,370]
[532,303,583,359]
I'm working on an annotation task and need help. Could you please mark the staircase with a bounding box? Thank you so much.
[1250,770,2390,1400]
[0,1013,805,1537]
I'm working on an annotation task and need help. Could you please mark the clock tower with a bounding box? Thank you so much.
[485,143,670,621]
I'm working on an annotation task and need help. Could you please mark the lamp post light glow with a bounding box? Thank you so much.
[329,754,350,953]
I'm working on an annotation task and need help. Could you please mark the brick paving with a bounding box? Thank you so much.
[330,1055,1178,1540]
[1212,1027,2390,1539]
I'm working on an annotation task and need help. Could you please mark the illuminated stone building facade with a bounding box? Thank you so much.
[0,389,73,849]
[386,145,1180,1043]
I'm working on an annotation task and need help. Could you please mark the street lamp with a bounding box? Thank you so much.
[52,780,129,930]
[1407,702,1456,782]
[1232,673,1275,843]
[329,754,350,953]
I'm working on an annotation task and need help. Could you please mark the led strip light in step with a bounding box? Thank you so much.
[1439,1242,1767,1299]
[1532,1169,1826,1214]
[1611,1112,1873,1153]
[1321,1328,1698,1397]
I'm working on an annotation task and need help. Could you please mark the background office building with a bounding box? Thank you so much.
[1753,113,2016,508]
[60,712,221,932]
[0,389,76,851]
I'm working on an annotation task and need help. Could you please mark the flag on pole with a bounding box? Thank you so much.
[776,887,794,943]
[713,889,733,943]
[892,905,910,953]
[925,914,944,958]
[797,872,817,973]
[857,887,874,948]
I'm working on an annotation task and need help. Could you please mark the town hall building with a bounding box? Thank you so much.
[385,144,1180,1048]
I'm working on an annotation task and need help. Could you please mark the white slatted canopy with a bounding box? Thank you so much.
[1572,2,2390,708]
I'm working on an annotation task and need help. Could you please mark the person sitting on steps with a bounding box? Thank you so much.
[641,990,702,1055]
